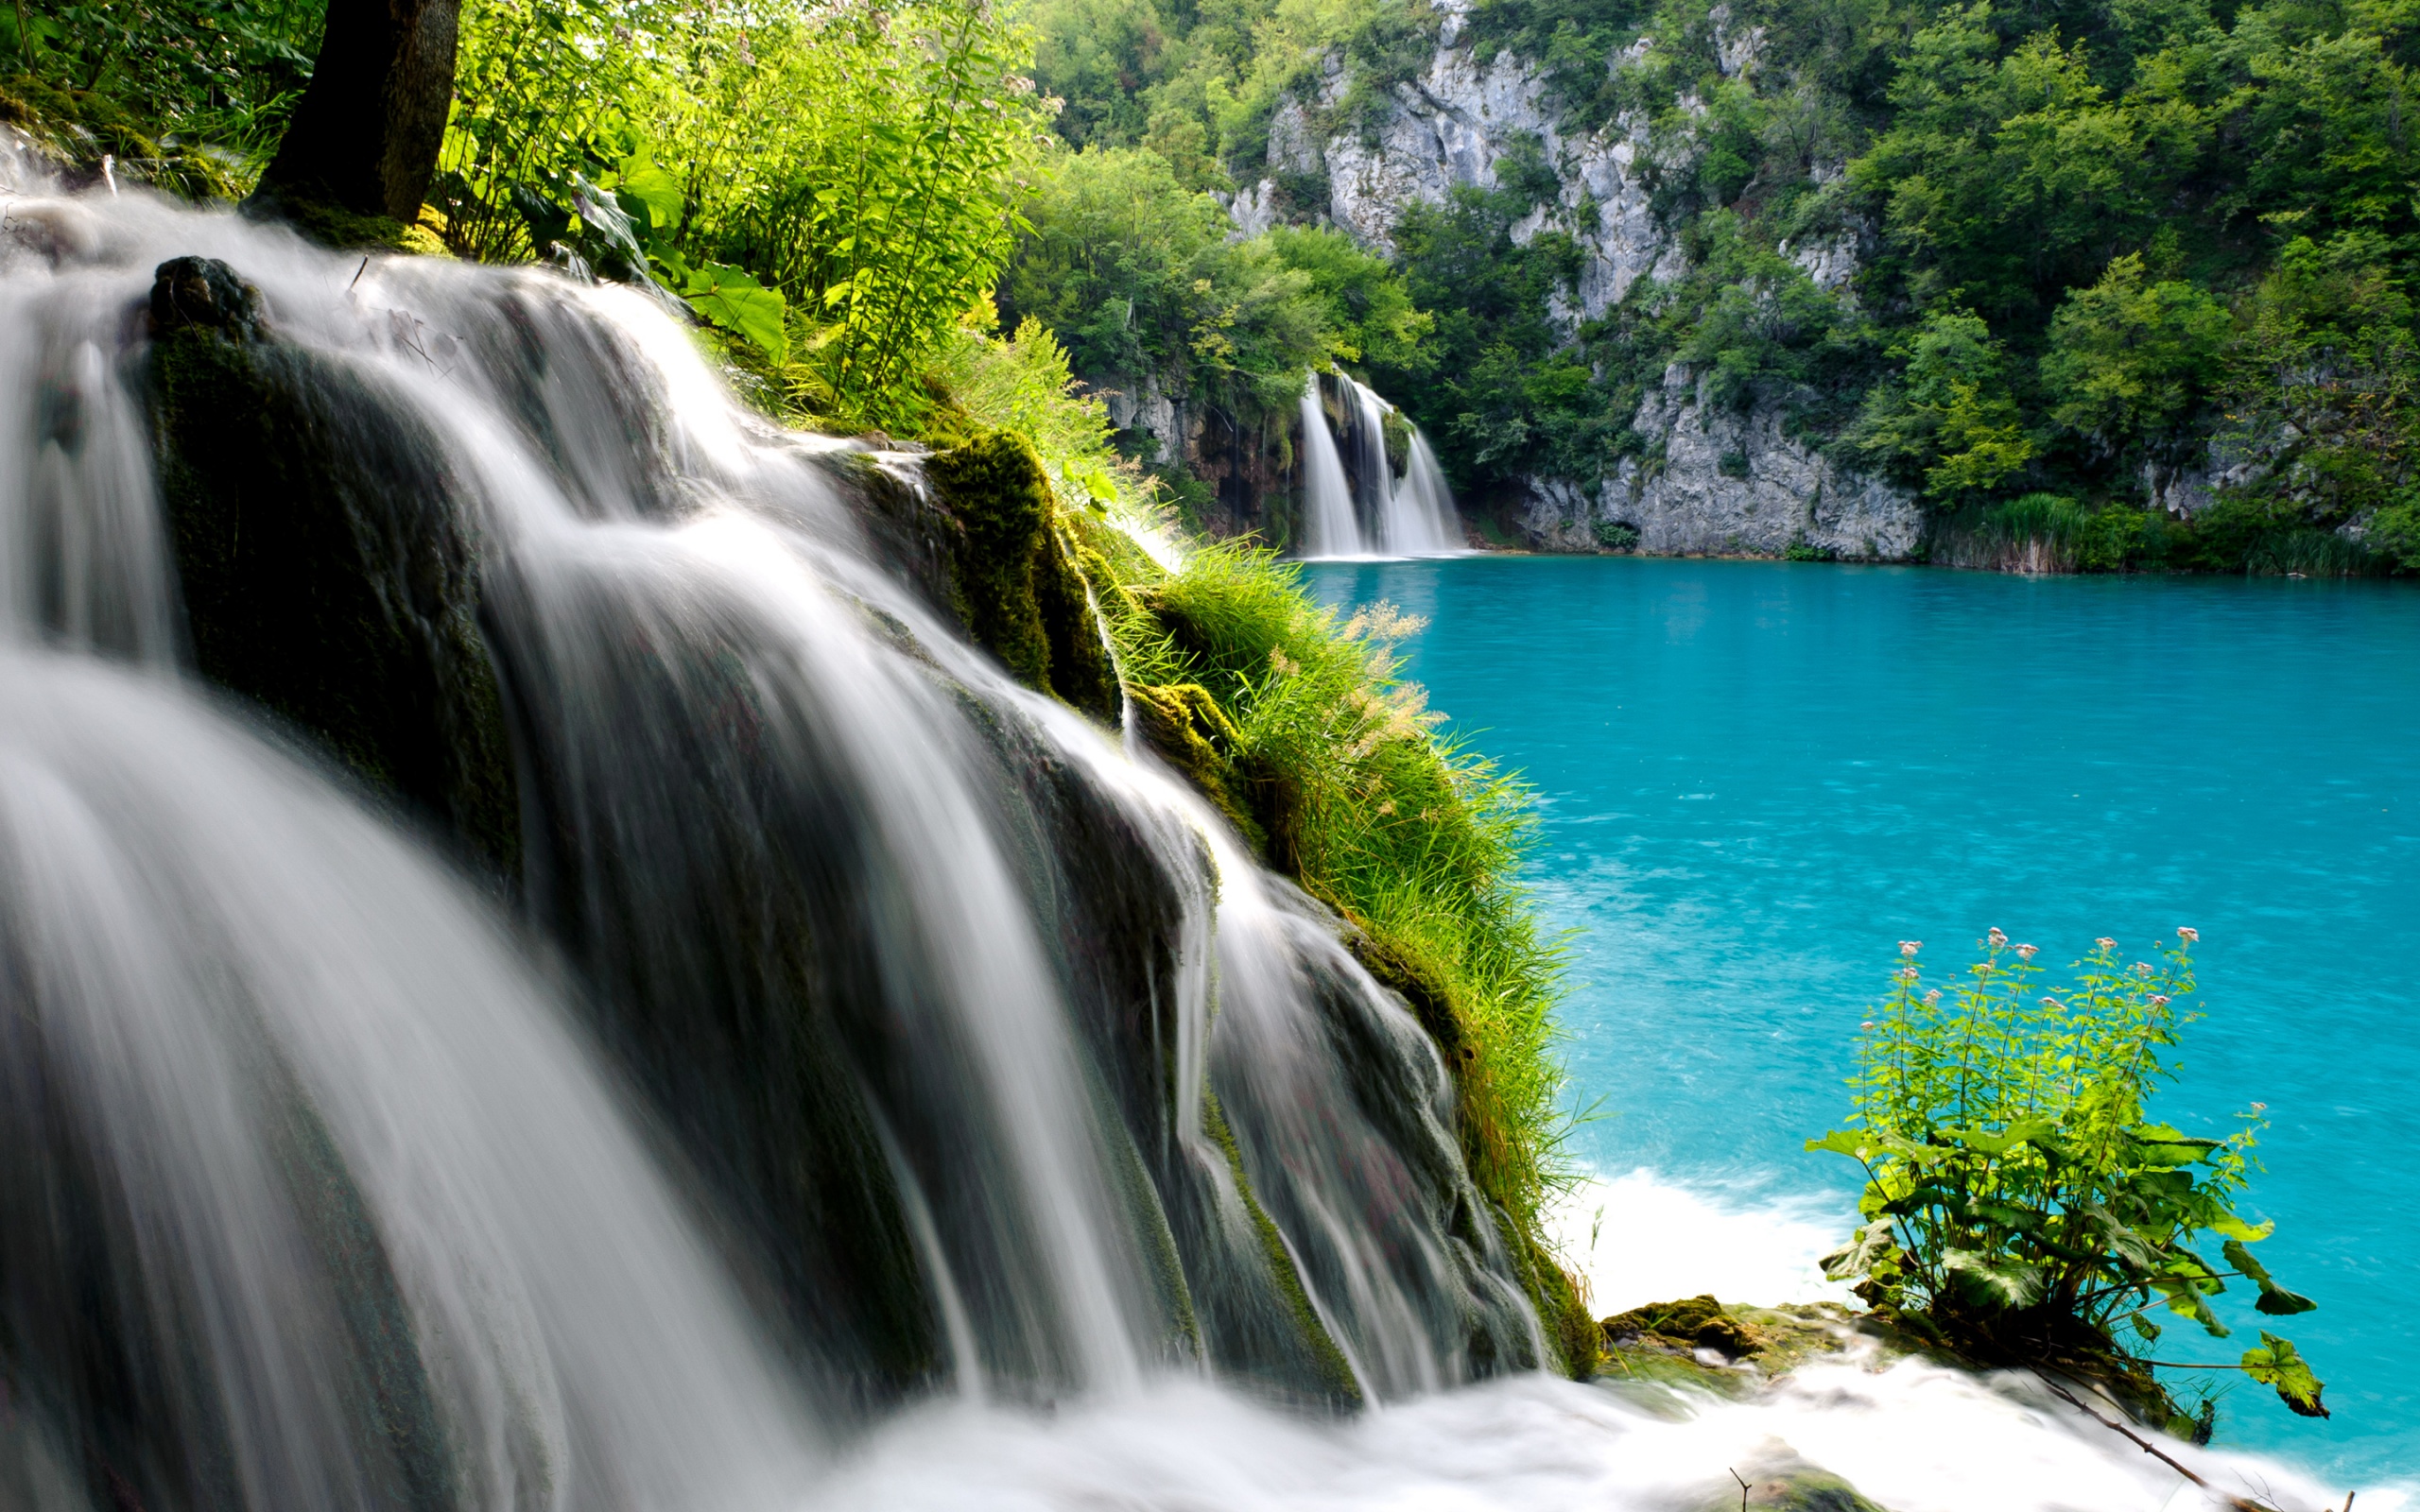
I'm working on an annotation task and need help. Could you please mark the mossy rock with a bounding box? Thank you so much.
[924,430,1118,720]
[1603,1294,1768,1359]
[243,190,433,253]
[1380,404,1411,475]
[1128,680,1267,844]
[144,255,520,880]
[1,73,241,199]
[1704,1461,1890,1512]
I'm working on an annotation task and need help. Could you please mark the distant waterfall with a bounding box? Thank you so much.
[1295,369,1360,558]
[1294,370,1467,559]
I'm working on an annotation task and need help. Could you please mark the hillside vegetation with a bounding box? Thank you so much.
[1022,0,2420,574]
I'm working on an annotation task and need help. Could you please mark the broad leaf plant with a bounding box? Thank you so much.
[1811,929,2326,1420]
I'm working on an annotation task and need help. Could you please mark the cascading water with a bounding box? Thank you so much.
[1294,369,1360,560]
[1293,370,1466,560]
[0,150,2360,1512]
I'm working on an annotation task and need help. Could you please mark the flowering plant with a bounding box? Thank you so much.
[1810,930,2325,1420]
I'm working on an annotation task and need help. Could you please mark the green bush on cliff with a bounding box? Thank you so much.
[1812,929,2326,1428]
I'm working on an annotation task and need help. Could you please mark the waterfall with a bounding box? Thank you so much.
[1294,369,1360,558]
[1292,370,1467,560]
[0,155,2347,1512]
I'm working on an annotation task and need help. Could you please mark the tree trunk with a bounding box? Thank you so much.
[251,0,459,222]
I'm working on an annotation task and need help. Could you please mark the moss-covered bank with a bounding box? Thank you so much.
[917,435,1593,1374]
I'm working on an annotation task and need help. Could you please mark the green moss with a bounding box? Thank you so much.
[1601,1294,1766,1359]
[1380,405,1412,475]
[925,430,1118,719]
[145,257,520,880]
[1127,681,1268,843]
[1201,1089,1364,1408]
[245,193,427,253]
[0,73,242,200]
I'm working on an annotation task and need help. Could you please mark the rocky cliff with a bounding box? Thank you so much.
[1245,1,1923,558]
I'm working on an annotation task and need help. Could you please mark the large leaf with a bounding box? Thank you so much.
[2241,1332,2328,1418]
[2131,1124,2224,1168]
[615,152,684,235]
[1940,1119,2054,1157]
[683,264,788,362]
[2223,1239,2319,1316]
[1820,1219,1898,1281]
[1944,1248,2045,1309]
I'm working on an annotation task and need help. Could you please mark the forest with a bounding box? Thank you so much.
[8,0,2417,571]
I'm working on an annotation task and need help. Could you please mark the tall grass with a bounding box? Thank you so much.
[1932,492,2091,573]
[2243,526,2387,577]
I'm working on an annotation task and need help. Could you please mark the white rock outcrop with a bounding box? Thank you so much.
[1264,9,1922,557]
[1511,368,1919,557]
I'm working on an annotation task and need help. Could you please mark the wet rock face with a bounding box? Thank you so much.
[143,255,520,877]
[1516,369,1922,559]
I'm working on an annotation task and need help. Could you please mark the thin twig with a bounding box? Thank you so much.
[1730,1468,1750,1512]
[2030,1366,2212,1490]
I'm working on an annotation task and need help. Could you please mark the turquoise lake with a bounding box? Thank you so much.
[1303,557,2419,1486]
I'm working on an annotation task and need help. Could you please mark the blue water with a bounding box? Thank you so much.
[1303,557,2419,1486]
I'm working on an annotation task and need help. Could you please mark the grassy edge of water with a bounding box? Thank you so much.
[1069,516,1597,1376]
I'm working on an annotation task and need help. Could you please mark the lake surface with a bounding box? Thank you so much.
[1302,556,2419,1486]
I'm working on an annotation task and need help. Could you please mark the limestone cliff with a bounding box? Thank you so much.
[1240,1,1923,558]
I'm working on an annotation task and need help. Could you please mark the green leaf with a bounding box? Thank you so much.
[2240,1332,2328,1418]
[2130,1125,2223,1167]
[1944,1248,2045,1309]
[2210,1212,2277,1244]
[2129,1313,2163,1344]
[1819,1219,1898,1281]
[2223,1239,2319,1316]
[683,263,788,362]
[1940,1119,2054,1156]
[615,153,684,234]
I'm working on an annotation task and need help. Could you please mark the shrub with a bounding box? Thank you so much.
[1812,930,2326,1423]
[1594,519,1641,550]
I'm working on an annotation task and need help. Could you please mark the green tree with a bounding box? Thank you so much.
[2216,232,2420,533]
[1383,182,1604,486]
[1849,309,2035,504]
[2041,251,2233,455]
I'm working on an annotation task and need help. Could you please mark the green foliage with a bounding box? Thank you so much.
[1026,0,1443,172]
[2043,253,2233,455]
[1848,310,2034,506]
[1,0,320,178]
[1381,183,1608,486]
[2217,232,2420,537]
[436,0,1048,427]
[999,146,1427,439]
[1811,929,2326,1420]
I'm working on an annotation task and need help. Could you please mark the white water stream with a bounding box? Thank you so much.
[0,155,2368,1512]
[1293,370,1466,560]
